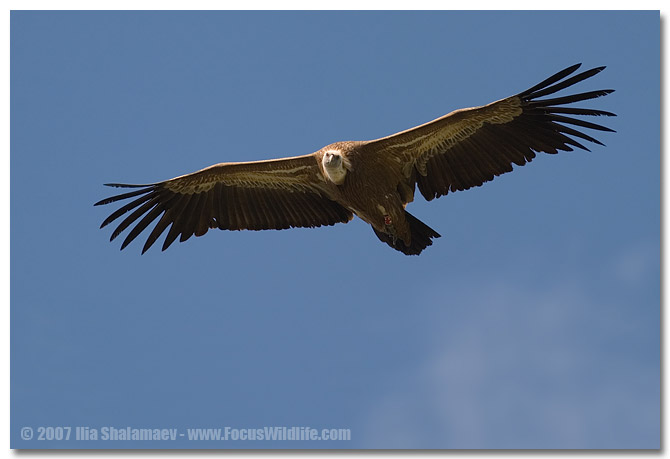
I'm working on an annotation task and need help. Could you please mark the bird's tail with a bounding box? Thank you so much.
[373,211,441,256]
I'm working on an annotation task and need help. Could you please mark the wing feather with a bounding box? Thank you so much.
[96,187,154,206]
[141,194,182,254]
[121,202,165,250]
[110,196,160,242]
[369,63,615,201]
[521,66,605,99]
[518,63,582,97]
[160,195,193,251]
[96,154,353,252]
[195,191,212,237]
[179,192,203,242]
[99,191,156,229]
[214,182,229,230]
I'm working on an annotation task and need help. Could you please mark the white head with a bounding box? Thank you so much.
[322,149,349,185]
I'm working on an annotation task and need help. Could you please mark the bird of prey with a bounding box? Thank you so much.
[95,63,615,255]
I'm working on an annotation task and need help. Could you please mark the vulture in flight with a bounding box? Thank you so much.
[96,63,615,255]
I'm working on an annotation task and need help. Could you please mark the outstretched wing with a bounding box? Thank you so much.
[369,64,616,201]
[95,154,353,253]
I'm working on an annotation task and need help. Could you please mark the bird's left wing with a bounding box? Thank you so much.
[367,64,616,201]
[95,154,353,253]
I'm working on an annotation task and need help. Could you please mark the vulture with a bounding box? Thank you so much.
[95,63,615,255]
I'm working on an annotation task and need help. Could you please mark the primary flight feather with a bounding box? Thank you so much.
[95,63,615,255]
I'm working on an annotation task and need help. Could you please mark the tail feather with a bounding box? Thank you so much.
[373,211,441,255]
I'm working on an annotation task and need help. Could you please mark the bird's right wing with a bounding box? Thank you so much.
[95,154,353,253]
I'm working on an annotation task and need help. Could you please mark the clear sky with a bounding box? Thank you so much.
[11,11,659,449]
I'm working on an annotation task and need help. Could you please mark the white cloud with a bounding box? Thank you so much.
[360,269,659,448]
[611,238,658,286]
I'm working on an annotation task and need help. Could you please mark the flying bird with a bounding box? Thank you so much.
[95,63,615,255]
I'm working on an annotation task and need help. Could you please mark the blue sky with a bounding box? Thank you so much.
[11,11,659,449]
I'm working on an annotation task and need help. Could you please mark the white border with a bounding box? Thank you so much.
[3,4,665,458]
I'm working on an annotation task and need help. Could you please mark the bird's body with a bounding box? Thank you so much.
[319,142,410,242]
[96,64,615,255]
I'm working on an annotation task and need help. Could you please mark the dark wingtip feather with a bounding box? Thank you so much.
[529,89,614,108]
[518,63,582,98]
[120,238,132,251]
[547,114,616,132]
[590,65,606,75]
[103,182,155,188]
[110,231,120,242]
[543,107,617,117]
[94,195,123,206]
[161,223,181,252]
[98,191,157,228]
[162,238,176,252]
[523,66,610,100]
[94,187,154,206]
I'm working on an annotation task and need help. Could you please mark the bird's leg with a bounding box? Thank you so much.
[383,215,398,244]
[377,201,400,244]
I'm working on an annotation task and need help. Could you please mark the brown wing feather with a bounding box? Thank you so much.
[369,64,616,201]
[95,154,353,253]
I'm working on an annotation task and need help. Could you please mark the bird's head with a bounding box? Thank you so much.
[324,150,342,167]
[321,149,350,185]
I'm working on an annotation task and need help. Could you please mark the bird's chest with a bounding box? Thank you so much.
[335,161,402,221]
